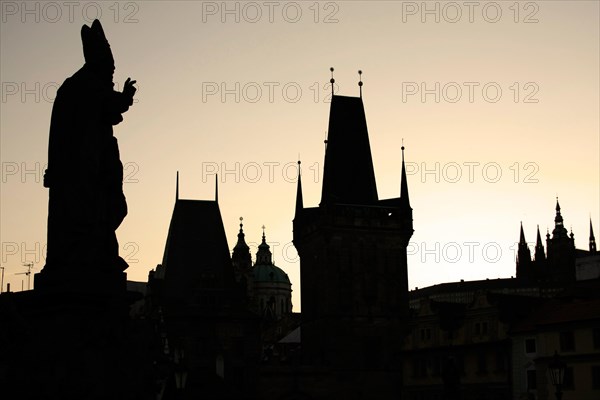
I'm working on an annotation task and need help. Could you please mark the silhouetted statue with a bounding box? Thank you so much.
[42,19,136,280]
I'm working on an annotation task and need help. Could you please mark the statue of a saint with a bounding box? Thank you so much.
[41,19,136,280]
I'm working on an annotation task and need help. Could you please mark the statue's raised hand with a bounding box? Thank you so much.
[123,77,137,100]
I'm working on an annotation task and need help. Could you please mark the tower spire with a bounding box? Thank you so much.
[552,197,568,239]
[519,221,526,245]
[295,160,304,216]
[176,171,179,201]
[517,221,532,279]
[256,225,272,265]
[232,216,252,281]
[400,141,411,208]
[535,224,546,261]
[590,218,597,253]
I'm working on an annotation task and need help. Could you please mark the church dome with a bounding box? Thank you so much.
[253,263,291,285]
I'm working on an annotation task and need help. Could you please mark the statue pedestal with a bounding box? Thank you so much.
[1,269,150,399]
[34,266,127,294]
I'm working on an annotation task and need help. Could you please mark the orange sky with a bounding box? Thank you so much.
[1,1,598,309]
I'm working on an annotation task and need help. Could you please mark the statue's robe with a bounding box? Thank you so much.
[45,64,132,272]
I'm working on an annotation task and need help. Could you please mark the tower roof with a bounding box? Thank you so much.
[320,95,378,206]
[162,199,235,302]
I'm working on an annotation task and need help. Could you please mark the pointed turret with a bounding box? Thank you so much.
[590,218,597,254]
[256,226,272,265]
[400,144,411,209]
[295,161,303,216]
[232,218,250,260]
[534,225,546,262]
[232,217,252,283]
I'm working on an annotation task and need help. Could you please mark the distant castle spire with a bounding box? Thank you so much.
[519,222,527,245]
[590,218,597,253]
[534,225,546,262]
[552,197,569,239]
[517,222,532,280]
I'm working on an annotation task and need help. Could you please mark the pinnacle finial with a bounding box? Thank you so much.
[358,70,363,98]
[215,174,219,203]
[176,171,179,201]
[330,67,335,97]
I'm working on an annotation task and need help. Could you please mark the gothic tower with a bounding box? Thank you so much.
[293,88,413,370]
[516,222,532,281]
[546,199,576,283]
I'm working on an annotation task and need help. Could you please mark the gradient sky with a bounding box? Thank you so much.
[1,1,598,309]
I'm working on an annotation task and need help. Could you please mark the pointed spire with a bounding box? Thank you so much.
[535,224,546,261]
[517,221,532,278]
[519,221,526,244]
[552,197,568,238]
[256,225,272,265]
[358,70,363,98]
[590,218,597,253]
[295,160,304,215]
[400,141,411,208]
[233,217,249,251]
[232,216,252,276]
[215,174,219,203]
[176,171,179,201]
